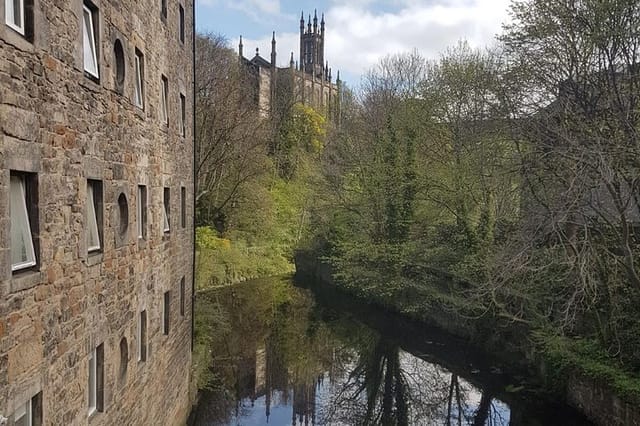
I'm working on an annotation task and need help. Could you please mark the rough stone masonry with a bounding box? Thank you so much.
[0,0,194,424]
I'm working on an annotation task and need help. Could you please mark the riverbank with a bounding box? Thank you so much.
[294,250,640,426]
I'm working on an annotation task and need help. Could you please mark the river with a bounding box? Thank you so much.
[191,275,591,425]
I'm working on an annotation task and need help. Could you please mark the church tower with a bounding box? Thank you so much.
[300,10,326,80]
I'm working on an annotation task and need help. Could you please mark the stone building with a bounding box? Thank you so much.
[239,10,342,121]
[0,0,194,424]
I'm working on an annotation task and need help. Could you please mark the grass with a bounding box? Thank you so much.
[538,332,640,403]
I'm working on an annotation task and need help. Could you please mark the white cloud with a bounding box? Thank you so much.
[235,0,511,87]
[229,0,281,18]
[237,32,299,67]
[324,0,511,85]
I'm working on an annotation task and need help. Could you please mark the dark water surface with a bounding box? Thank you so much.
[192,276,591,426]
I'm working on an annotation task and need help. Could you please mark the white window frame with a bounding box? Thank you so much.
[88,347,96,415]
[138,310,147,361]
[161,76,168,125]
[163,189,170,233]
[5,0,25,35]
[137,185,146,239]
[13,398,32,426]
[82,4,99,79]
[134,52,144,108]
[86,181,101,252]
[10,174,36,272]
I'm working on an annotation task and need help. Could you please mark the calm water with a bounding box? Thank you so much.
[192,276,591,426]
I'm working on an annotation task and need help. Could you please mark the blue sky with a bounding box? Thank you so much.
[195,0,512,88]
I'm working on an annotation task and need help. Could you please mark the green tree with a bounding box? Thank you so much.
[195,33,271,231]
[493,0,640,366]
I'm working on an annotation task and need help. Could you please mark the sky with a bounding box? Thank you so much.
[195,0,513,88]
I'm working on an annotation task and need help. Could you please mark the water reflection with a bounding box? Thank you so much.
[192,277,589,426]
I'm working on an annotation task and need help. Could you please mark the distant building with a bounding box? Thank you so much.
[239,10,342,121]
[1,0,194,424]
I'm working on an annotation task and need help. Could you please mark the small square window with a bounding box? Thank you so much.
[137,185,147,240]
[88,343,104,415]
[6,0,23,34]
[179,4,185,44]
[163,291,170,335]
[180,186,186,228]
[13,391,42,426]
[10,172,37,273]
[86,180,103,253]
[161,75,169,125]
[180,277,185,317]
[82,2,99,79]
[139,310,147,361]
[134,49,145,109]
[163,187,170,233]
[180,93,186,137]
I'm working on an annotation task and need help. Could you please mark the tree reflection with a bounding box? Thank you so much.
[319,335,508,426]
[194,278,512,426]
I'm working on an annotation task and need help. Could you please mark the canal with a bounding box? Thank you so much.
[191,276,591,425]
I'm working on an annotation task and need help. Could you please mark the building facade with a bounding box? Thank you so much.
[0,0,194,424]
[239,10,341,121]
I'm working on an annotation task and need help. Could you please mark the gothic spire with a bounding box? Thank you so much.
[271,32,276,66]
[313,9,318,33]
[238,35,243,58]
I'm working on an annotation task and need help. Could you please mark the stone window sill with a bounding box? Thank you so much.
[134,107,145,120]
[10,270,43,293]
[88,408,102,423]
[86,252,103,267]
[138,238,148,249]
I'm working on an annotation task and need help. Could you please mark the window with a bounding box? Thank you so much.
[12,392,42,426]
[119,337,128,380]
[134,49,144,109]
[138,310,147,361]
[82,2,99,79]
[161,0,167,20]
[180,93,186,137]
[88,343,104,415]
[178,4,185,43]
[113,39,125,94]
[137,185,147,240]
[180,277,185,317]
[10,173,37,272]
[86,180,102,253]
[117,193,128,237]
[161,75,168,125]
[5,0,23,34]
[163,187,170,233]
[163,291,170,335]
[180,186,186,228]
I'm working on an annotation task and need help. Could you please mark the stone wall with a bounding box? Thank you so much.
[0,0,194,424]
[567,376,640,426]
